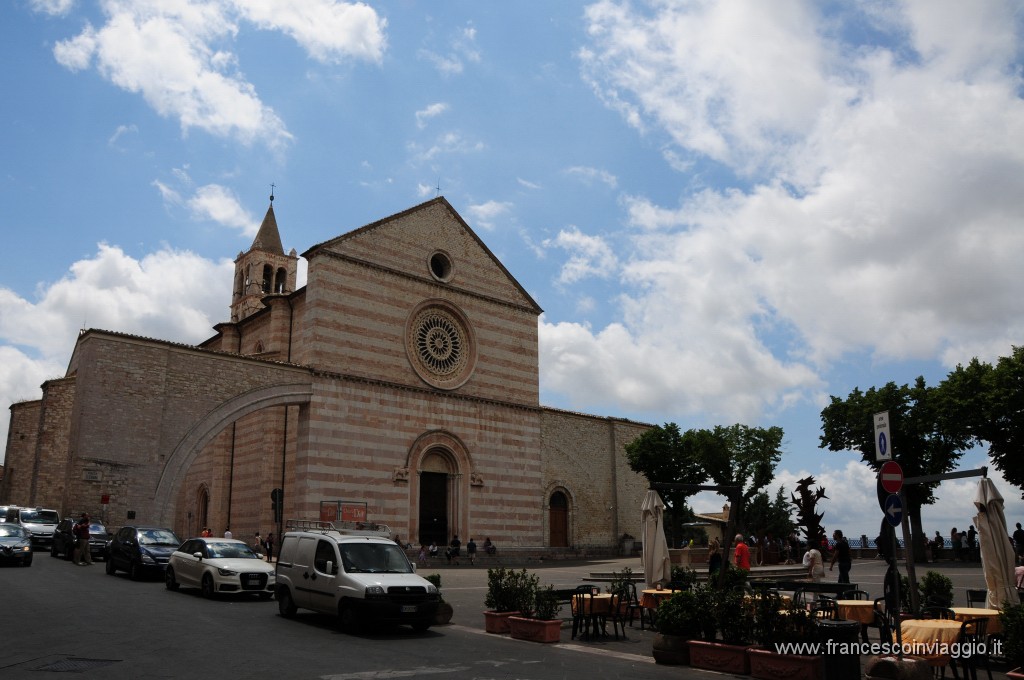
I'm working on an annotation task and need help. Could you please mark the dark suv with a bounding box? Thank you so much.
[51,518,110,562]
[105,526,182,580]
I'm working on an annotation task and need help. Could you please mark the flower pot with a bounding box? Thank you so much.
[749,648,823,680]
[483,610,520,634]
[508,616,562,643]
[689,640,752,675]
[434,601,453,625]
[652,633,691,665]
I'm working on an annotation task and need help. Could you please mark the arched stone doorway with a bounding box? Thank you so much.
[418,449,453,546]
[549,490,569,547]
[196,485,210,536]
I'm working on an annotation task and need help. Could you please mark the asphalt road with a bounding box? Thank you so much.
[0,550,1000,679]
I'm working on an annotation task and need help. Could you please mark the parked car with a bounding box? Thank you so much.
[10,507,60,549]
[275,520,438,631]
[165,537,275,599]
[106,526,182,580]
[51,518,110,561]
[0,524,33,567]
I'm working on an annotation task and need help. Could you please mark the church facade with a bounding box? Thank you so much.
[2,198,649,552]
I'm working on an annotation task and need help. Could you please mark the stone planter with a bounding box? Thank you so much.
[749,648,823,680]
[434,601,453,625]
[483,610,520,634]
[689,640,752,675]
[652,633,691,665]
[508,616,562,643]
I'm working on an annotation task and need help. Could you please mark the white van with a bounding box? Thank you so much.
[275,520,439,632]
[12,507,60,548]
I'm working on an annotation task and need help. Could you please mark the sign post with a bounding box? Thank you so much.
[874,411,892,461]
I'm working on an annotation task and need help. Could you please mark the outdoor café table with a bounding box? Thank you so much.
[640,588,678,610]
[898,618,963,667]
[951,607,1003,635]
[572,593,613,616]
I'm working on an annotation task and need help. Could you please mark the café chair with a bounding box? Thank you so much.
[623,582,649,630]
[921,606,956,620]
[571,588,599,640]
[959,617,992,680]
[842,589,870,601]
[607,590,628,640]
[965,589,988,608]
[810,597,838,620]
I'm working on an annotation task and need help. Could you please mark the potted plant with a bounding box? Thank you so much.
[652,587,704,664]
[1001,603,1024,678]
[425,574,453,625]
[690,568,755,675]
[484,567,532,634]
[509,583,563,643]
[918,570,953,607]
[748,594,823,680]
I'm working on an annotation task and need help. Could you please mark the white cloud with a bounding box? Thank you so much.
[565,165,618,188]
[543,227,617,284]
[29,0,75,17]
[517,178,542,190]
[466,200,512,231]
[233,0,386,64]
[541,1,1024,426]
[188,184,257,236]
[419,20,481,76]
[415,102,449,129]
[408,132,485,163]
[47,1,388,149]
[107,123,138,147]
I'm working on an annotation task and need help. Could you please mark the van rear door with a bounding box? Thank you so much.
[284,535,317,609]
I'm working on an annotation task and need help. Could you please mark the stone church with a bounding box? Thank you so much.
[2,198,649,552]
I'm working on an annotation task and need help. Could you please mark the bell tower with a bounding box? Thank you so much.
[231,191,298,323]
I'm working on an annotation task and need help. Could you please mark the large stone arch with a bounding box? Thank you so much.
[404,430,474,546]
[153,382,313,525]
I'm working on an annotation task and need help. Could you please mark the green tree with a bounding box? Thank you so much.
[744,487,795,554]
[625,423,784,543]
[943,347,1024,496]
[819,377,973,561]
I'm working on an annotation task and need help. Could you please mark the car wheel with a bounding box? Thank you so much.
[411,621,430,632]
[165,567,180,591]
[50,544,58,558]
[105,557,117,575]
[277,588,297,618]
[23,556,33,567]
[201,573,216,599]
[338,602,357,632]
[128,561,142,581]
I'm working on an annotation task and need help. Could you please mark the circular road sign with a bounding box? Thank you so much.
[879,461,904,494]
[884,493,903,528]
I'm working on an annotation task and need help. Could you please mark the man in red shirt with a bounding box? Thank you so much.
[733,533,751,570]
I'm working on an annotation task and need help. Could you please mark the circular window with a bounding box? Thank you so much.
[428,251,453,282]
[406,302,476,389]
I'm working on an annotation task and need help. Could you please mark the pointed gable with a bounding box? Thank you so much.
[303,197,542,313]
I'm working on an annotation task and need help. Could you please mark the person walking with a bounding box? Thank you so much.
[265,532,275,562]
[467,537,477,565]
[448,535,461,566]
[733,534,751,571]
[804,543,824,582]
[1013,523,1024,562]
[252,532,263,557]
[829,529,852,583]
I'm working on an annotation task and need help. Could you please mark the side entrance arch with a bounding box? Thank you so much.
[549,490,570,547]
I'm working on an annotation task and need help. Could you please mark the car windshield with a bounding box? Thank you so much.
[89,524,107,534]
[205,542,258,559]
[339,543,413,574]
[139,529,181,546]
[0,525,27,538]
[20,510,59,524]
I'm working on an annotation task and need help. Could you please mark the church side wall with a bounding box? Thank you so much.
[1,400,42,505]
[541,410,650,548]
[29,378,76,510]
[293,376,544,546]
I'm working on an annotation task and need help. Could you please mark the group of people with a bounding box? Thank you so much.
[415,536,496,565]
[197,526,275,561]
[707,529,853,584]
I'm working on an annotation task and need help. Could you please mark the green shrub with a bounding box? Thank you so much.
[654,589,703,639]
[531,584,561,620]
[485,567,538,612]
[424,573,444,602]
[1000,603,1024,669]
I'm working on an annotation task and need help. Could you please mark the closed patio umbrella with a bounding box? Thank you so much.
[973,477,1020,609]
[642,490,672,589]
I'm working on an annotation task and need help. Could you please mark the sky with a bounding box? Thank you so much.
[2,0,1024,541]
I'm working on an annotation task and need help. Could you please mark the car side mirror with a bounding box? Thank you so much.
[192,552,203,560]
[325,560,335,574]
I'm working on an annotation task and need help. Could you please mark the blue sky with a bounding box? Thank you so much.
[3,0,1024,540]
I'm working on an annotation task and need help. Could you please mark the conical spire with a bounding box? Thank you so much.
[250,203,285,255]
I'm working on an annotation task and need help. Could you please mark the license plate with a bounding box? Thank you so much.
[245,577,261,585]
[401,605,417,613]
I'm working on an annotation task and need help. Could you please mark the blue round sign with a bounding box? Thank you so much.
[878,432,888,457]
[884,493,902,527]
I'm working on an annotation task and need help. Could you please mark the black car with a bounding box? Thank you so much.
[51,518,110,562]
[0,524,33,567]
[106,526,182,580]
